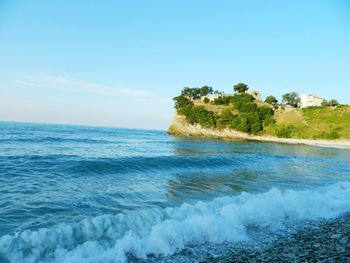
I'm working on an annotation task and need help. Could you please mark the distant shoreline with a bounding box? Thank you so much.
[246,135,350,149]
[168,112,350,149]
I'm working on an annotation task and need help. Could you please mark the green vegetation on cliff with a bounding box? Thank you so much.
[173,85,274,134]
[265,106,350,139]
[172,83,350,140]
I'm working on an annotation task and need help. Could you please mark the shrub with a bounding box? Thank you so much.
[248,113,263,134]
[275,125,294,138]
[258,106,275,127]
[173,95,193,109]
[182,106,217,128]
[212,96,234,105]
[216,109,237,129]
[328,99,339,107]
[231,94,255,113]
[231,93,254,104]
[177,104,193,116]
[265,95,278,106]
[233,112,262,134]
[234,102,257,112]
[203,97,210,103]
[235,116,250,133]
[313,128,341,140]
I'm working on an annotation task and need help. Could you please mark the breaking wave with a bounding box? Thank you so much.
[1,181,350,263]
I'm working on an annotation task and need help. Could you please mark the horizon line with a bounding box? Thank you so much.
[0,120,167,132]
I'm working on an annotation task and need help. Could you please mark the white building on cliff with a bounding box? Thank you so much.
[299,94,324,108]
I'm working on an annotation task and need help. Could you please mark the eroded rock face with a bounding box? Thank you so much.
[167,111,350,149]
[167,111,247,139]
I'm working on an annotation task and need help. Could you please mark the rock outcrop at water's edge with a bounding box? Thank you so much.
[167,111,350,149]
[167,111,248,139]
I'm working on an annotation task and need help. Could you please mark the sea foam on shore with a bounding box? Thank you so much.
[1,181,350,263]
[209,213,350,262]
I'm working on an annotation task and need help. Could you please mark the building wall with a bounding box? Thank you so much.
[202,91,262,102]
[246,90,262,101]
[201,95,219,101]
[299,94,323,108]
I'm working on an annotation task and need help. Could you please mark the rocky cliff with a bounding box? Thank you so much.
[167,111,350,149]
[168,111,257,139]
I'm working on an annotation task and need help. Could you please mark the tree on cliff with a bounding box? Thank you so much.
[265,95,278,106]
[328,99,339,106]
[234,83,249,93]
[181,87,200,99]
[199,86,214,97]
[282,92,300,107]
[173,95,193,109]
[174,85,275,135]
[181,86,214,100]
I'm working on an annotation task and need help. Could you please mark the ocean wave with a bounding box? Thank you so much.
[69,155,248,175]
[1,155,250,176]
[1,181,350,263]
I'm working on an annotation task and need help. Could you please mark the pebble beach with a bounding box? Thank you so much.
[204,213,350,262]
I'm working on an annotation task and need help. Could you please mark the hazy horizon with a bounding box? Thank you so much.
[1,0,350,129]
[0,119,167,131]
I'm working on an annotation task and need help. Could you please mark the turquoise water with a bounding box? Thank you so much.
[1,122,350,262]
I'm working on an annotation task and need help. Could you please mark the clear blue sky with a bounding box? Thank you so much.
[1,0,349,129]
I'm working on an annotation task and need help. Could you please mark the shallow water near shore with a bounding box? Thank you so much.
[1,122,350,263]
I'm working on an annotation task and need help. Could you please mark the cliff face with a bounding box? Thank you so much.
[167,111,248,139]
[167,111,350,149]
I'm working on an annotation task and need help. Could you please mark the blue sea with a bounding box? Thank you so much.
[1,122,350,262]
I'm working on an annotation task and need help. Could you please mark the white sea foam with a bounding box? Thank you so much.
[1,181,350,263]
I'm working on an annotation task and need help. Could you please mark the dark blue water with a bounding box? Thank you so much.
[1,122,350,262]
